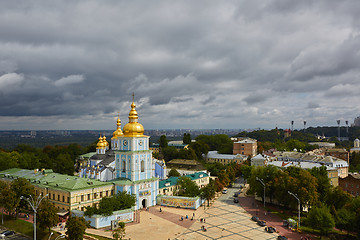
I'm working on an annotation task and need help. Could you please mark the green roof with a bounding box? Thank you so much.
[0,168,113,192]
[159,172,209,189]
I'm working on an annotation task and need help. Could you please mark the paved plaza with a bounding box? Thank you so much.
[176,200,279,240]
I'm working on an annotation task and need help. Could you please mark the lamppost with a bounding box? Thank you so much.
[20,194,48,240]
[256,177,265,208]
[54,235,66,240]
[288,191,301,228]
[48,233,65,240]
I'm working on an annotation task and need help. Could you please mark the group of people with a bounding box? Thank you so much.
[180,212,196,221]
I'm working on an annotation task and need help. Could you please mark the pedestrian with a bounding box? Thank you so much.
[186,215,188,219]
[200,218,203,223]
[203,218,206,223]
[160,207,162,212]
[191,216,193,221]
[264,211,267,216]
[193,212,195,217]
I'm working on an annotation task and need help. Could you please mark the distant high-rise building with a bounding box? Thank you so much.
[353,116,360,127]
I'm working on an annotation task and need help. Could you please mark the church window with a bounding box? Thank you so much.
[81,195,84,202]
[122,160,126,172]
[141,160,145,172]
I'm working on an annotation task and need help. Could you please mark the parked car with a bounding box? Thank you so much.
[233,198,239,203]
[265,226,276,233]
[251,216,259,222]
[257,220,266,227]
[234,193,238,197]
[0,230,15,239]
[277,236,288,240]
[222,189,227,194]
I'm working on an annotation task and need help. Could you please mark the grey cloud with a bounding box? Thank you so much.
[1,0,360,129]
[307,102,320,109]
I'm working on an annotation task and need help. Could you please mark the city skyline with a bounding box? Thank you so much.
[1,1,360,130]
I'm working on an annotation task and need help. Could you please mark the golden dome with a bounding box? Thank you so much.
[96,136,106,149]
[112,115,124,139]
[123,95,144,137]
[103,136,109,147]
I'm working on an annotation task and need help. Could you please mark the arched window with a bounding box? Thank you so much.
[141,160,145,172]
[122,160,126,172]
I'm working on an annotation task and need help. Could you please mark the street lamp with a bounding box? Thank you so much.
[20,193,48,240]
[256,177,265,208]
[55,234,66,240]
[288,191,301,228]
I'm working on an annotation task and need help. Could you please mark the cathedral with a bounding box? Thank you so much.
[79,96,161,210]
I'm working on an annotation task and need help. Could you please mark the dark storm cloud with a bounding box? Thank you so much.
[1,0,360,129]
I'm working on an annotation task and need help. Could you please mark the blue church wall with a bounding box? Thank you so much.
[116,185,123,193]
[72,209,134,229]
[155,162,165,179]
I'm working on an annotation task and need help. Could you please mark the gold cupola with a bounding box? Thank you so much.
[123,94,144,137]
[103,135,109,148]
[96,136,106,149]
[112,114,124,139]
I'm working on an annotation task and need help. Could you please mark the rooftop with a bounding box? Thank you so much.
[0,168,113,192]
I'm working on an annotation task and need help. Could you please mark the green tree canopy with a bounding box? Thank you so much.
[201,178,216,206]
[195,134,233,154]
[175,176,200,197]
[159,135,168,148]
[11,177,35,218]
[37,199,59,231]
[306,206,335,237]
[66,216,88,240]
[183,133,191,145]
[309,166,332,203]
[168,168,181,177]
[85,191,136,217]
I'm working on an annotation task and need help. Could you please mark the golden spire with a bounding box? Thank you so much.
[103,134,109,147]
[128,93,138,122]
[123,93,144,137]
[112,111,124,138]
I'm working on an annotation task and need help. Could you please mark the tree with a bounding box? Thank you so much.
[1,187,17,217]
[168,168,181,177]
[201,179,216,206]
[189,140,209,160]
[217,169,230,187]
[175,176,200,197]
[37,199,59,231]
[112,221,126,240]
[54,153,75,176]
[85,192,136,217]
[159,135,168,148]
[66,216,88,240]
[183,133,191,145]
[195,134,233,154]
[336,208,356,234]
[325,186,352,211]
[309,166,332,202]
[214,178,224,192]
[11,177,35,218]
[306,206,335,238]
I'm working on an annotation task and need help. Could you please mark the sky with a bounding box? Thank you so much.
[1,0,360,130]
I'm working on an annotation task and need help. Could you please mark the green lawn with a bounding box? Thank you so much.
[1,215,62,240]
